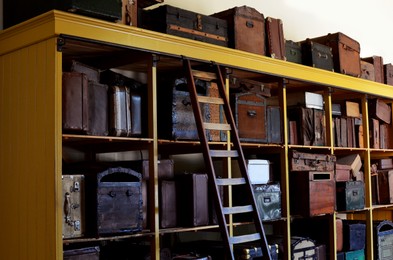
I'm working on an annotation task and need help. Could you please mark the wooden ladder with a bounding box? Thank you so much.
[183,58,272,260]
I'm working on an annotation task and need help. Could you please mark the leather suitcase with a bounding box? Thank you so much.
[176,173,209,227]
[253,183,282,221]
[384,63,393,86]
[336,154,362,177]
[286,91,324,110]
[141,159,175,180]
[62,175,85,239]
[377,170,392,204]
[372,173,380,204]
[267,106,282,144]
[285,40,302,64]
[231,92,267,143]
[340,117,348,147]
[289,120,299,145]
[336,218,343,252]
[380,123,390,149]
[345,249,365,260]
[158,77,210,141]
[109,86,142,136]
[70,60,100,82]
[265,17,286,60]
[360,60,376,81]
[374,220,393,260]
[334,117,342,147]
[211,5,265,55]
[371,118,380,149]
[229,76,272,97]
[376,158,393,170]
[140,5,228,47]
[308,32,361,77]
[88,167,143,235]
[290,150,336,172]
[234,244,279,260]
[290,171,335,217]
[344,101,361,118]
[388,170,393,203]
[313,108,326,146]
[160,180,177,228]
[362,55,384,83]
[4,0,122,29]
[369,98,392,124]
[63,246,100,260]
[347,117,355,147]
[335,163,351,182]
[336,181,365,211]
[342,220,366,251]
[300,39,334,71]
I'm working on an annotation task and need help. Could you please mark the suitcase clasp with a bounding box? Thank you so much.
[73,181,80,192]
[246,20,254,28]
[247,110,257,117]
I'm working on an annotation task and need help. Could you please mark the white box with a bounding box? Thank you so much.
[247,159,272,184]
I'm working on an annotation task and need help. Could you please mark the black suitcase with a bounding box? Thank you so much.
[253,183,282,221]
[301,39,334,71]
[140,5,228,47]
[285,40,302,64]
[336,181,365,211]
[4,0,122,29]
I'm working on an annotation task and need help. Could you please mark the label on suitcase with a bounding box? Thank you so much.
[141,5,228,47]
[211,6,265,55]
[265,17,286,60]
[62,175,85,239]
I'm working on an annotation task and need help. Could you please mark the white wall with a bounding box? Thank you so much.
[164,0,393,64]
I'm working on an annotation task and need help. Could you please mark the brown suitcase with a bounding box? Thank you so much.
[360,60,375,81]
[229,76,272,97]
[380,123,389,149]
[336,218,344,252]
[231,92,267,143]
[335,163,351,182]
[340,117,348,147]
[289,120,298,145]
[62,175,85,239]
[377,170,391,204]
[290,150,336,172]
[369,98,392,124]
[211,5,265,55]
[290,171,335,217]
[362,56,384,83]
[265,16,286,60]
[70,60,100,82]
[313,109,326,146]
[384,63,393,86]
[177,173,209,227]
[309,32,361,77]
[334,117,342,147]
[376,158,393,170]
[64,246,100,260]
[371,118,380,149]
[160,180,177,228]
[140,5,228,47]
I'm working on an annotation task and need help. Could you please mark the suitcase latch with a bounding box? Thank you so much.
[196,14,203,31]
[74,220,81,231]
[246,20,254,28]
[73,181,80,192]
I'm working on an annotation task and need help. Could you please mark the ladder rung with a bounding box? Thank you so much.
[198,96,224,105]
[209,150,238,158]
[229,233,261,245]
[222,205,253,215]
[204,122,231,131]
[216,178,246,186]
[192,69,217,81]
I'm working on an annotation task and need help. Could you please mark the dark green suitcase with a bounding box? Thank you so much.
[285,40,302,64]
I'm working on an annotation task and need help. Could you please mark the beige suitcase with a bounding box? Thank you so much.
[62,175,85,239]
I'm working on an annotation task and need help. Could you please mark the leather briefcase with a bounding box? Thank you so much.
[265,17,286,60]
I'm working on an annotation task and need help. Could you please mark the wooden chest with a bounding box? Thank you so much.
[140,5,228,47]
[374,220,393,260]
[290,150,336,172]
[231,92,267,143]
[89,167,143,235]
[253,183,282,221]
[308,32,361,77]
[290,171,335,217]
[211,5,265,55]
[62,175,85,239]
[336,181,365,211]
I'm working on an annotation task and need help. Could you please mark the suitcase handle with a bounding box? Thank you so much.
[318,52,328,59]
[108,191,117,198]
[246,21,254,28]
[64,192,71,223]
[247,110,257,117]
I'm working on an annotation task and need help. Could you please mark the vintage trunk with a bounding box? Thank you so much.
[313,109,326,146]
[374,220,393,260]
[335,163,351,182]
[229,76,272,97]
[369,98,392,124]
[211,5,265,55]
[265,17,286,60]
[362,55,384,83]
[384,63,393,86]
[160,180,177,228]
[140,5,228,47]
[290,150,336,172]
[62,175,85,239]
[360,60,376,81]
[267,106,283,144]
[91,167,142,235]
[286,91,323,110]
[70,60,100,82]
[336,154,362,177]
[285,40,302,64]
[108,85,142,136]
[342,221,366,251]
[308,32,361,77]
[176,173,209,227]
[231,92,267,143]
[377,170,391,204]
[300,39,334,71]
[269,236,316,260]
[4,0,122,28]
[235,244,279,260]
[371,118,380,149]
[337,218,343,252]
[345,249,365,260]
[158,77,210,140]
[253,183,282,221]
[141,159,175,180]
[290,171,335,217]
[63,246,100,260]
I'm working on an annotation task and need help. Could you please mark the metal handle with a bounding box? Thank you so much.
[126,190,133,197]
[64,192,71,223]
[247,110,257,117]
[196,14,203,30]
[108,191,117,198]
[318,52,328,59]
[246,21,254,28]
[352,190,358,196]
[290,49,297,56]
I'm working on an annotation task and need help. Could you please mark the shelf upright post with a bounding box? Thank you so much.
[148,54,160,260]
[278,78,291,260]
